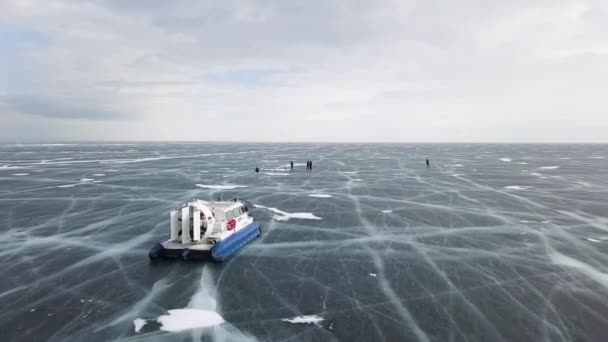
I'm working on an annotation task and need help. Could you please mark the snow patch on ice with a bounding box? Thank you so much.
[308,194,332,198]
[196,184,248,190]
[133,318,147,333]
[381,210,392,213]
[282,315,324,325]
[500,158,512,162]
[369,273,377,277]
[80,178,94,182]
[1,165,26,170]
[103,156,168,164]
[254,205,322,221]
[342,171,358,174]
[12,173,29,176]
[586,238,602,243]
[549,251,608,288]
[264,172,290,176]
[504,186,530,190]
[92,174,105,177]
[156,309,224,332]
[516,162,528,165]
[539,166,559,170]
[56,184,78,188]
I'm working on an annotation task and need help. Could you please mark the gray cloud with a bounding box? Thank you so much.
[4,94,129,120]
[0,0,607,142]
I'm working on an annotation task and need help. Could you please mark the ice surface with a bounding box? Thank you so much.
[2,143,608,342]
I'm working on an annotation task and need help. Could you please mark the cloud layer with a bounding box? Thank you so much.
[1,0,607,142]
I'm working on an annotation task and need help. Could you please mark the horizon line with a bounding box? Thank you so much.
[1,140,607,144]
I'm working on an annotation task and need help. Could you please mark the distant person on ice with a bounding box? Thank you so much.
[310,160,313,170]
[426,159,430,168]
[255,167,260,173]
[290,161,294,170]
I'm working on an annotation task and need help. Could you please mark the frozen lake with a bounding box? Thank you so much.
[1,143,607,341]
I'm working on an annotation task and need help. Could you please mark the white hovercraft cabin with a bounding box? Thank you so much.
[149,199,261,261]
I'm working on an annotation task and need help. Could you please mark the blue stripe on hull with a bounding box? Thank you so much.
[211,223,261,262]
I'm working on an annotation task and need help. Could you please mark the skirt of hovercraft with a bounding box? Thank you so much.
[148,223,261,262]
[148,243,212,261]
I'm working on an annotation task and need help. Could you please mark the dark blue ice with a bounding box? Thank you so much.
[1,143,607,341]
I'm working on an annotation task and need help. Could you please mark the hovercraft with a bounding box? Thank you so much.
[149,199,261,262]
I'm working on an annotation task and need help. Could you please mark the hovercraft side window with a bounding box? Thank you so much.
[212,209,226,222]
[226,210,235,220]
[230,208,242,219]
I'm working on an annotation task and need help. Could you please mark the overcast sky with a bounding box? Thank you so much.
[1,0,607,142]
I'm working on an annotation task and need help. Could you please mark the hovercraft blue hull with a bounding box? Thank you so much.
[210,223,261,262]
[148,223,261,262]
